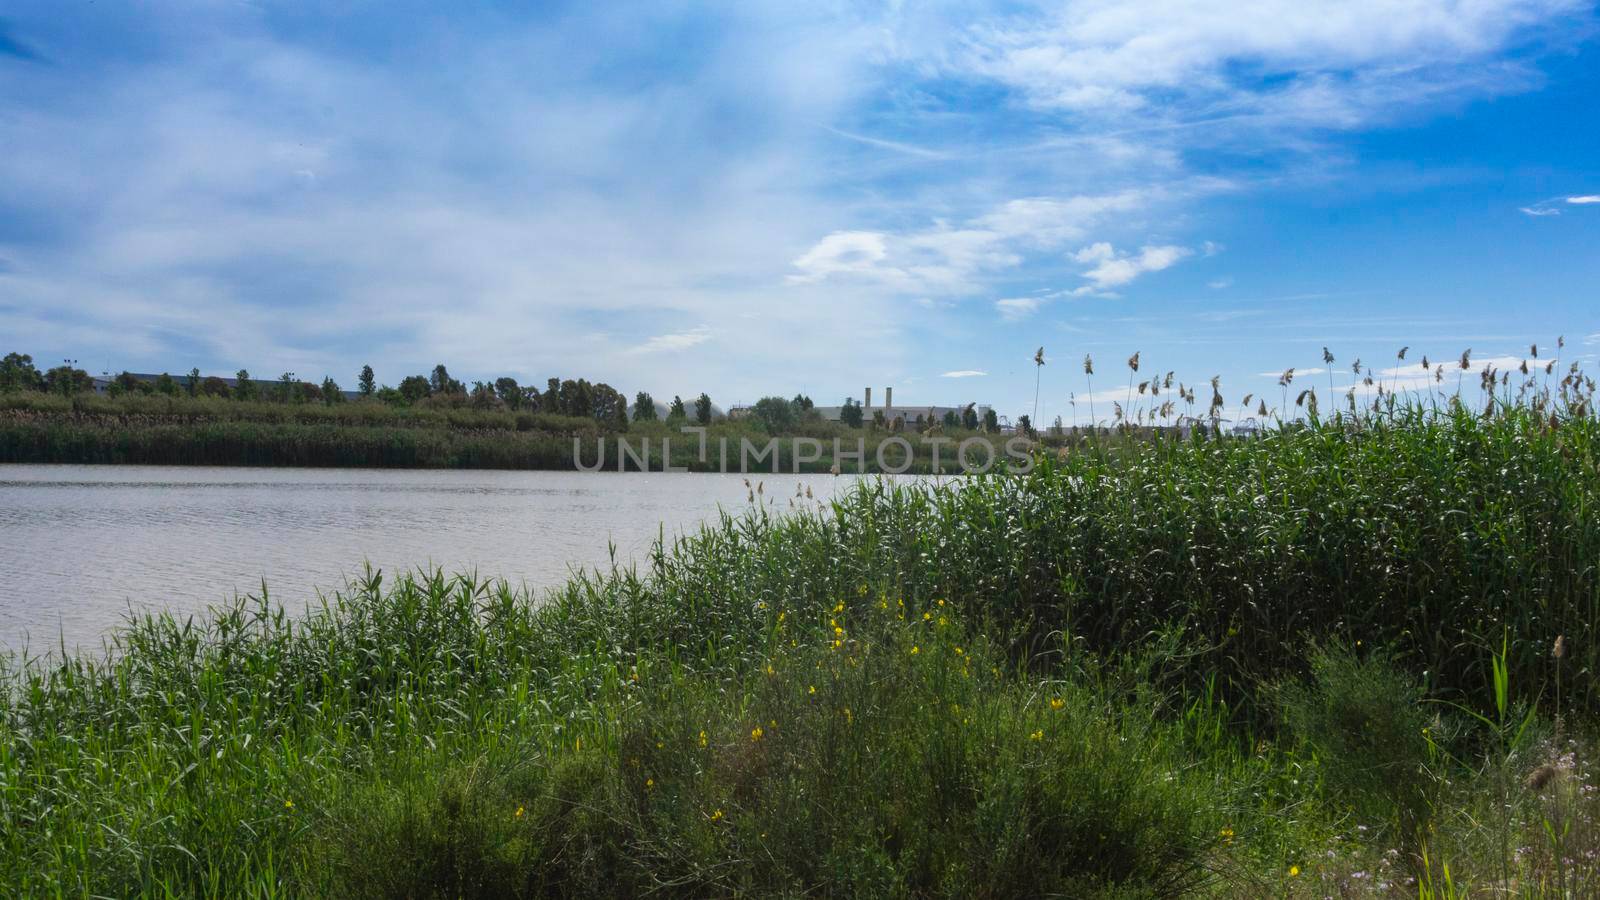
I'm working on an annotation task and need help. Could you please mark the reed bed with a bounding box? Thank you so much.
[3,395,1600,897]
[0,393,1009,472]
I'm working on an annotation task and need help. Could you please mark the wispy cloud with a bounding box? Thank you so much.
[788,190,1158,296]
[953,0,1584,136]
[1072,242,1193,292]
[630,327,713,354]
[1256,367,1328,377]
[1519,194,1600,216]
[941,369,988,378]
[996,297,1044,321]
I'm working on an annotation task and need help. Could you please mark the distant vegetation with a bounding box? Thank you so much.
[0,352,1024,471]
[4,392,1600,896]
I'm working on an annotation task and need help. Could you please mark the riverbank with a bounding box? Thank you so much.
[4,404,1599,896]
[0,393,1020,473]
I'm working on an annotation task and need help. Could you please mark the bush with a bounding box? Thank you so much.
[1275,645,1440,841]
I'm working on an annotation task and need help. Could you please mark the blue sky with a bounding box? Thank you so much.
[1,1,1597,425]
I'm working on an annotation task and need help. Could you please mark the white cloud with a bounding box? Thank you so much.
[996,297,1044,321]
[1207,277,1233,289]
[1074,243,1192,290]
[1256,367,1328,377]
[956,0,1583,133]
[941,370,988,378]
[1568,195,1600,204]
[630,326,712,354]
[787,189,1163,296]
[1520,206,1561,216]
[788,231,889,284]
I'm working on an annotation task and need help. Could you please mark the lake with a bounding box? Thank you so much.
[0,464,879,655]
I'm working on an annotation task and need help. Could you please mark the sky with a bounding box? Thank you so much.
[1,0,1597,426]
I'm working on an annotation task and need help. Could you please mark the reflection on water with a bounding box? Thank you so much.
[0,465,873,654]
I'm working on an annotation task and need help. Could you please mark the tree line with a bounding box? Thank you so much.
[0,351,731,431]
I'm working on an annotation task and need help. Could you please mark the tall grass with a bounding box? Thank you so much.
[3,399,1600,896]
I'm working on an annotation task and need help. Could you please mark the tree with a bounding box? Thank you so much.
[610,393,630,431]
[469,380,499,410]
[633,391,658,422]
[200,376,230,398]
[375,385,404,406]
[156,372,180,397]
[941,409,959,430]
[0,353,44,392]
[961,404,979,430]
[840,397,864,428]
[1017,414,1034,436]
[320,376,343,405]
[274,372,296,403]
[872,409,886,428]
[520,385,542,412]
[590,383,627,427]
[694,393,712,425]
[430,364,463,396]
[45,365,93,396]
[186,367,201,397]
[983,408,998,432]
[557,379,592,418]
[358,365,376,397]
[398,375,431,404]
[494,377,521,410]
[234,370,255,401]
[668,395,687,421]
[752,396,795,433]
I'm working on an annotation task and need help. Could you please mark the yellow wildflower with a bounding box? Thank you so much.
[751,725,764,742]
[284,799,294,810]
[698,730,708,748]
[1029,729,1043,741]
[645,778,654,790]
[1050,698,1065,711]
[910,645,920,655]
[514,805,524,818]
[923,611,933,621]
[1288,865,1300,877]
[808,684,817,695]
[710,809,724,822]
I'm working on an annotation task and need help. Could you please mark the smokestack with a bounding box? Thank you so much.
[864,387,872,409]
[885,386,893,410]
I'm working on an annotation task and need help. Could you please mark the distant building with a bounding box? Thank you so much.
[810,387,992,428]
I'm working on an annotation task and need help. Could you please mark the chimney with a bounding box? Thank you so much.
[864,387,872,409]
[885,386,893,410]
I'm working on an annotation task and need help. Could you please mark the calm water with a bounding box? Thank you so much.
[0,465,877,654]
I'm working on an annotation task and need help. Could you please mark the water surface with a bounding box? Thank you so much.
[0,465,872,654]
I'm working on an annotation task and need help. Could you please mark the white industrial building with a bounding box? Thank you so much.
[809,387,993,428]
